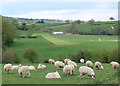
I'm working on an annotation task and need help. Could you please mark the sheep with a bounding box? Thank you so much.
[38,64,47,69]
[67,61,78,68]
[3,63,12,73]
[64,59,71,64]
[54,61,65,68]
[86,60,93,68]
[28,66,36,70]
[80,59,85,64]
[11,64,22,70]
[45,71,61,79]
[48,59,55,64]
[94,61,104,70]
[78,66,95,79]
[110,61,119,69]
[63,64,74,76]
[18,66,30,78]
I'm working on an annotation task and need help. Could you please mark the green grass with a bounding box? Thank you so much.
[7,32,118,62]
[41,21,118,33]
[2,63,119,84]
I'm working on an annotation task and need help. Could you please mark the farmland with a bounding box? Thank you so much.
[6,31,118,63]
[2,20,119,84]
[2,63,119,84]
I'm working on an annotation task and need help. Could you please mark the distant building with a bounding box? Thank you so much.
[52,32,64,35]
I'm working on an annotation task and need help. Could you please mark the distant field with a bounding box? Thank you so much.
[2,63,119,84]
[7,32,118,62]
[38,21,118,32]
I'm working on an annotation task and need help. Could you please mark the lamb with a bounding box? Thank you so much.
[45,71,61,79]
[48,59,55,64]
[3,63,12,73]
[80,59,85,64]
[110,61,119,69]
[64,59,71,64]
[28,66,36,70]
[11,64,22,70]
[63,64,74,76]
[38,64,47,69]
[86,60,93,68]
[94,61,104,70]
[78,66,95,79]
[67,61,78,68]
[54,61,65,68]
[18,66,30,78]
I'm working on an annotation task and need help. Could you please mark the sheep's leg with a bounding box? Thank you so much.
[80,73,83,79]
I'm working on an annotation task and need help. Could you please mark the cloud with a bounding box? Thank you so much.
[6,8,117,21]
[2,2,118,21]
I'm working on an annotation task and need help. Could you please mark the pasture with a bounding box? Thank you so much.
[6,32,118,63]
[2,63,119,84]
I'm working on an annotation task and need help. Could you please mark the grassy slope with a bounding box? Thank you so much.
[7,32,118,62]
[40,21,118,32]
[2,63,119,84]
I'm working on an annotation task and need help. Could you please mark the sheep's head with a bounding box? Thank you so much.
[91,72,95,79]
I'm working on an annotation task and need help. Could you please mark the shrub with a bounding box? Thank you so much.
[2,50,20,63]
[23,48,38,63]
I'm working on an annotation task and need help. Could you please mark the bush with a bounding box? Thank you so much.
[2,50,20,63]
[68,49,118,63]
[23,48,38,63]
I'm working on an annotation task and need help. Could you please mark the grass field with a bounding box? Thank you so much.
[2,63,119,84]
[38,21,118,33]
[6,32,118,63]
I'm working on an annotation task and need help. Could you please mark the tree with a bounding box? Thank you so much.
[75,20,81,24]
[88,19,95,24]
[2,16,18,47]
[109,17,114,21]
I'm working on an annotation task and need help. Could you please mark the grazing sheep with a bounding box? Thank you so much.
[78,66,95,79]
[18,66,30,78]
[80,59,85,64]
[3,63,12,73]
[110,61,119,69]
[63,65,74,76]
[48,59,55,64]
[86,60,93,68]
[28,66,36,70]
[67,61,78,68]
[11,64,22,70]
[64,59,71,64]
[38,64,47,69]
[45,71,61,79]
[94,61,104,70]
[54,61,65,68]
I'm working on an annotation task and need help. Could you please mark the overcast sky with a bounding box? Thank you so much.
[0,0,119,21]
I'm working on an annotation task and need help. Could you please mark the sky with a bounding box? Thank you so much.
[0,0,119,21]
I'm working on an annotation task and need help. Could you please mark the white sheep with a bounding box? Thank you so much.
[3,63,12,73]
[18,66,30,78]
[94,61,104,70]
[67,61,78,68]
[80,59,85,64]
[38,64,47,69]
[64,59,71,64]
[54,61,65,68]
[63,64,74,76]
[78,66,95,79]
[86,60,93,68]
[45,71,61,79]
[48,59,55,64]
[28,66,36,70]
[110,61,119,69]
[11,64,22,70]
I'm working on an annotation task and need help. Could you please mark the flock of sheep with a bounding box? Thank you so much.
[3,58,119,79]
